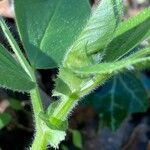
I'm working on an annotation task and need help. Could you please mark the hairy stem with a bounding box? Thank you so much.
[80,75,110,96]
[51,96,78,121]
[51,75,109,123]
[30,83,44,127]
[31,130,47,150]
[30,71,47,150]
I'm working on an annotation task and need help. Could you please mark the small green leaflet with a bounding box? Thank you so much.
[71,130,83,149]
[0,44,35,92]
[104,7,150,61]
[0,113,11,129]
[14,0,91,69]
[72,48,150,75]
[61,145,69,150]
[10,99,22,110]
[84,73,148,130]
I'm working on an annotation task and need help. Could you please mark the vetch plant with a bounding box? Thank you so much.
[0,0,150,149]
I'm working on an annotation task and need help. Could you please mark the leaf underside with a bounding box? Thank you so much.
[0,44,35,92]
[84,73,148,130]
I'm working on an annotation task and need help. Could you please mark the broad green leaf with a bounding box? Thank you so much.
[0,113,11,129]
[14,0,91,69]
[104,7,150,61]
[71,130,83,149]
[83,73,148,130]
[0,44,35,91]
[72,48,150,75]
[64,0,123,68]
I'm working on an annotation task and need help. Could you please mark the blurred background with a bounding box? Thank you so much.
[0,0,150,150]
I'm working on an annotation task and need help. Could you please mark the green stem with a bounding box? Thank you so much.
[80,75,110,96]
[31,130,47,150]
[30,71,46,150]
[52,96,77,121]
[51,75,109,122]
[30,83,44,127]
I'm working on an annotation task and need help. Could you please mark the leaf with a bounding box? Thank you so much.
[10,99,22,110]
[33,125,66,149]
[83,73,148,130]
[54,0,123,100]
[14,0,91,69]
[61,145,69,150]
[0,113,11,129]
[64,0,123,68]
[0,18,34,79]
[71,130,83,149]
[0,44,35,91]
[74,0,123,53]
[46,127,66,149]
[104,7,150,61]
[72,48,150,75]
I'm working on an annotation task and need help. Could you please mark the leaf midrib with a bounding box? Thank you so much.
[110,77,117,130]
[119,76,144,110]
[39,0,63,49]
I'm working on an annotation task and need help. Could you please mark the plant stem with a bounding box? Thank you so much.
[30,84,44,127]
[80,75,109,96]
[30,71,46,150]
[51,96,77,121]
[51,75,109,122]
[31,130,47,150]
[29,68,45,127]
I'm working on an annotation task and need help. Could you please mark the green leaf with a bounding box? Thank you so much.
[0,18,34,79]
[84,73,148,130]
[61,145,69,150]
[71,130,83,149]
[74,0,123,53]
[64,0,123,68]
[104,7,150,61]
[10,99,22,110]
[0,113,11,129]
[14,0,91,69]
[72,48,150,75]
[0,44,35,91]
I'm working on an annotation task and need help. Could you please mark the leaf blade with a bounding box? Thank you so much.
[77,0,123,53]
[83,73,148,130]
[71,130,83,149]
[14,0,91,68]
[0,113,11,129]
[64,0,123,68]
[104,7,150,61]
[0,44,35,92]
